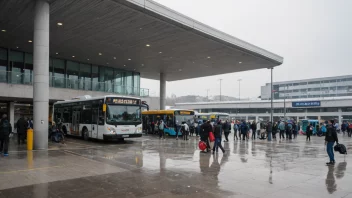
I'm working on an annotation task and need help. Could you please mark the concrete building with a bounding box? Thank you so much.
[0,0,282,149]
[174,97,352,124]
[261,75,352,100]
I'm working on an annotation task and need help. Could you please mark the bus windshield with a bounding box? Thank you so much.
[106,105,141,124]
[175,115,195,125]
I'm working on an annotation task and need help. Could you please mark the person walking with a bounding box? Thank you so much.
[348,122,352,137]
[223,120,230,142]
[213,121,225,154]
[181,121,189,141]
[278,121,285,140]
[306,123,313,141]
[256,121,261,139]
[200,120,212,153]
[272,122,278,140]
[292,122,298,139]
[251,121,257,140]
[325,120,338,165]
[0,114,12,156]
[267,121,272,141]
[16,115,28,145]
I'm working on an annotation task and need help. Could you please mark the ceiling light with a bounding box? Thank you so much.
[106,62,109,65]
[98,53,102,56]
[239,62,242,64]
[87,58,90,61]
[55,52,59,55]
[139,28,143,30]
[57,22,63,26]
[207,56,211,59]
[134,69,136,71]
[72,55,75,58]
[179,69,182,72]
[28,40,33,43]
[128,58,131,61]
[1,29,6,32]
[124,65,126,67]
[113,57,116,59]
[146,44,150,47]
[16,46,19,49]
[159,52,162,54]
[141,64,144,67]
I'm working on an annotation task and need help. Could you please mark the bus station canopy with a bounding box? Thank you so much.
[0,0,283,81]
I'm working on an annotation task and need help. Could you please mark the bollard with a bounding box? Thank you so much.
[27,129,33,150]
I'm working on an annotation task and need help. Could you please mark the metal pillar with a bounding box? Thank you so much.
[7,102,15,132]
[160,73,166,110]
[33,0,49,149]
[284,98,286,120]
[270,68,273,122]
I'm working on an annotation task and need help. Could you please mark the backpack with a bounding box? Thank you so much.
[287,123,293,130]
[279,123,285,130]
[159,123,164,130]
[181,125,186,133]
[1,120,11,135]
[241,124,248,132]
[321,125,327,133]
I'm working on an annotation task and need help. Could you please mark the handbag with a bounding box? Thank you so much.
[209,132,215,142]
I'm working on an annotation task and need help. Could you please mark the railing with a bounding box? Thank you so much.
[0,71,149,97]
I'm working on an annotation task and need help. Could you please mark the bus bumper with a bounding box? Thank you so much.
[103,134,142,141]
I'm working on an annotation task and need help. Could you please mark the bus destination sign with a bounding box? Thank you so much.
[106,97,140,105]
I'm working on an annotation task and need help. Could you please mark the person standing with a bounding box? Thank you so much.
[0,114,12,156]
[267,121,272,141]
[325,120,338,165]
[348,122,352,137]
[251,121,257,140]
[292,122,297,139]
[181,121,189,141]
[16,115,28,145]
[272,122,278,140]
[213,121,225,154]
[306,123,313,141]
[223,120,230,142]
[256,121,261,139]
[278,121,285,140]
[241,121,249,141]
[158,120,166,139]
[233,122,239,140]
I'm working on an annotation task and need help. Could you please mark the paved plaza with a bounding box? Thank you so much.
[0,133,351,198]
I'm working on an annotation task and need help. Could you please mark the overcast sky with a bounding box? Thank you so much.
[141,0,352,98]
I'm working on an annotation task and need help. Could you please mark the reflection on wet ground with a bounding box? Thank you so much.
[0,134,352,198]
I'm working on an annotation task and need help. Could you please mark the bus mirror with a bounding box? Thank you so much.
[103,104,106,112]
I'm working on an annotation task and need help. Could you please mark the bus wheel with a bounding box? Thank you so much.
[118,138,124,142]
[82,128,89,141]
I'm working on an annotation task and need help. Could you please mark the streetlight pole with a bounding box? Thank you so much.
[219,79,223,101]
[270,68,273,123]
[238,79,242,100]
[206,89,210,101]
[284,85,287,120]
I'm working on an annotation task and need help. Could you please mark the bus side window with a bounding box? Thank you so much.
[99,107,105,125]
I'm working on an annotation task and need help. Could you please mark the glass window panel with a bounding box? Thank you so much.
[49,58,53,87]
[125,71,133,95]
[24,53,33,84]
[79,63,91,90]
[66,61,79,89]
[134,72,140,96]
[0,48,7,83]
[105,67,113,92]
[53,59,65,88]
[114,69,124,94]
[98,67,105,91]
[92,65,99,91]
[9,50,24,84]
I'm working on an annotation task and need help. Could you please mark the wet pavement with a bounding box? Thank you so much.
[0,133,352,198]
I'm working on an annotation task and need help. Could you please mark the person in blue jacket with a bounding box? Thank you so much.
[241,121,249,141]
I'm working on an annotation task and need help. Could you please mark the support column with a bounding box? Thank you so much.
[160,73,166,110]
[270,68,273,122]
[33,0,49,149]
[7,102,15,132]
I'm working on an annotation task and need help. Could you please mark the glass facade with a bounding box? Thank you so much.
[0,47,148,97]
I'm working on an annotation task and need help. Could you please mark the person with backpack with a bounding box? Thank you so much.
[292,122,298,139]
[348,122,352,137]
[286,122,293,140]
[0,114,12,156]
[306,123,313,141]
[272,122,278,140]
[158,120,166,139]
[213,121,225,154]
[251,121,257,140]
[325,120,338,165]
[222,120,230,142]
[181,121,189,141]
[278,121,286,140]
[16,115,28,145]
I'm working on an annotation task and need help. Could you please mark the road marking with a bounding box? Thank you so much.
[0,165,64,174]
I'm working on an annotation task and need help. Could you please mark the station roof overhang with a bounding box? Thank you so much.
[0,0,283,81]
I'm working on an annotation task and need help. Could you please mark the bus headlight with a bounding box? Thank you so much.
[136,127,142,133]
[107,127,116,134]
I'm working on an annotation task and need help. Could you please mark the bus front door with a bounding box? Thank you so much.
[72,110,80,136]
[92,108,99,139]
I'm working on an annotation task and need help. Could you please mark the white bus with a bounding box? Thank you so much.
[53,95,143,141]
